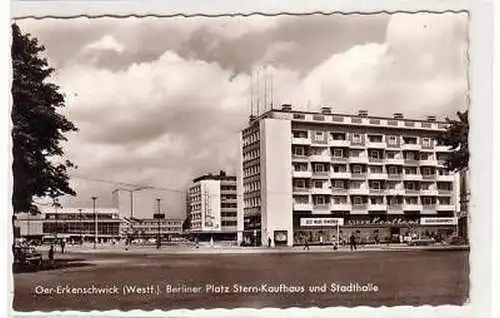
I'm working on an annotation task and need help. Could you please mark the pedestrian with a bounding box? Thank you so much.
[60,239,66,254]
[349,233,357,251]
[195,237,199,249]
[268,237,272,248]
[303,239,310,250]
[48,244,54,263]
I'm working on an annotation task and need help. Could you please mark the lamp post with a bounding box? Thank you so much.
[156,198,161,249]
[92,196,98,249]
[78,208,83,245]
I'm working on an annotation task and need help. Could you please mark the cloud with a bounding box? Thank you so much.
[15,13,468,218]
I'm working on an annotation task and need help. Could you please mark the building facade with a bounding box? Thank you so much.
[120,217,183,240]
[187,171,238,241]
[239,106,460,247]
[14,207,121,243]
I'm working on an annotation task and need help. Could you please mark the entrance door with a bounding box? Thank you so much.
[274,230,288,246]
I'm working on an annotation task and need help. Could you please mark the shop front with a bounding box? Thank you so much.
[292,214,458,246]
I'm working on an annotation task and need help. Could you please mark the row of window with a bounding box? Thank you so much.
[293,180,453,191]
[242,131,260,146]
[221,212,237,217]
[244,197,262,208]
[243,148,261,161]
[243,164,261,178]
[221,203,237,208]
[297,195,451,206]
[294,163,449,176]
[43,223,120,235]
[293,130,438,146]
[293,147,449,160]
[244,180,261,193]
[222,221,237,226]
[221,185,237,191]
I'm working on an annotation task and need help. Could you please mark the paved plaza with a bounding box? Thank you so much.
[13,248,469,311]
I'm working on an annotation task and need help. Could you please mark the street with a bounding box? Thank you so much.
[13,249,469,311]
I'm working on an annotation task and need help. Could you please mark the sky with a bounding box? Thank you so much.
[15,12,469,219]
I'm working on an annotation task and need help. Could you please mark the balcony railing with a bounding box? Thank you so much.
[437,189,452,195]
[331,156,348,163]
[402,144,422,151]
[292,137,311,145]
[366,141,387,149]
[387,204,404,213]
[292,154,309,161]
[330,140,350,147]
[419,159,438,166]
[385,158,405,165]
[420,189,439,196]
[313,203,331,210]
[348,156,369,164]
[293,187,310,193]
[369,188,384,195]
[387,173,403,180]
[311,187,332,195]
[436,174,454,182]
[310,154,331,162]
[422,205,437,213]
[436,204,455,211]
[386,189,405,195]
[422,174,437,180]
[351,204,369,213]
[403,174,423,181]
[293,203,313,211]
[404,159,420,165]
[331,188,348,194]
[331,203,351,211]
[330,172,351,179]
[367,173,388,180]
[351,173,367,179]
[292,171,312,178]
[369,203,387,211]
[312,171,330,178]
[403,204,422,211]
[348,188,369,195]
[404,189,419,195]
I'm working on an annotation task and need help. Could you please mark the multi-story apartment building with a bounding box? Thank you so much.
[187,171,238,241]
[238,105,460,246]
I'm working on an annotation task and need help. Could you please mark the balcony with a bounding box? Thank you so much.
[351,204,369,214]
[348,156,369,164]
[369,188,385,195]
[311,187,332,195]
[330,172,351,179]
[312,204,332,214]
[331,156,348,164]
[435,145,451,152]
[403,174,423,181]
[436,204,455,211]
[366,141,387,149]
[293,187,310,194]
[293,203,313,211]
[349,188,369,195]
[351,173,367,180]
[293,170,312,178]
[387,204,404,214]
[402,144,422,151]
[368,157,384,165]
[437,189,452,195]
[312,171,331,179]
[436,174,454,182]
[292,154,309,162]
[404,159,420,166]
[292,137,311,145]
[387,173,403,180]
[403,204,422,211]
[331,203,352,211]
[385,158,405,165]
[331,188,348,195]
[310,154,331,162]
[420,189,439,196]
[422,205,438,214]
[369,204,387,211]
[330,140,350,147]
[419,159,438,166]
[386,189,405,196]
[421,174,436,181]
[404,189,419,195]
[367,172,388,180]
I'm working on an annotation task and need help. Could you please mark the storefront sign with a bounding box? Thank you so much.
[345,217,418,226]
[300,218,344,227]
[420,217,458,226]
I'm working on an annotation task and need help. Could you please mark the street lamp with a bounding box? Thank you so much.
[78,208,83,245]
[92,196,98,249]
[156,198,161,249]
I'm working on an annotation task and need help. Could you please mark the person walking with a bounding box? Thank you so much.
[48,245,54,264]
[349,233,357,251]
[60,239,66,254]
[303,239,310,251]
[268,237,272,248]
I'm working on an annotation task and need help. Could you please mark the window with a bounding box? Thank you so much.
[352,165,362,174]
[370,166,383,173]
[369,151,380,159]
[352,134,362,143]
[420,153,429,160]
[371,181,381,189]
[294,147,304,156]
[388,136,397,145]
[406,197,418,204]
[314,181,323,188]
[333,180,344,189]
[353,196,363,204]
[406,152,415,160]
[314,164,324,172]
[422,167,432,175]
[314,131,324,141]
[333,149,343,158]
[388,166,398,174]
[405,167,417,174]
[332,197,347,204]
[406,182,415,190]
[315,196,326,205]
[294,180,306,188]
[422,137,431,146]
[386,152,396,159]
[439,197,451,205]
[422,197,433,205]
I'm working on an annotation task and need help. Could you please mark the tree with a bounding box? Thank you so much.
[11,23,78,214]
[438,110,469,172]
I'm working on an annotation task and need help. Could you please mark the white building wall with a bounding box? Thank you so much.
[200,180,222,232]
[260,118,293,246]
[237,134,245,244]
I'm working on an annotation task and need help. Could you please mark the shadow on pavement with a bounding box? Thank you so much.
[13,258,94,273]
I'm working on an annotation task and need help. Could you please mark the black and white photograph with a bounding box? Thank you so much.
[9,6,480,314]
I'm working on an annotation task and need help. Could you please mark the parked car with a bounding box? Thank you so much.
[13,245,43,267]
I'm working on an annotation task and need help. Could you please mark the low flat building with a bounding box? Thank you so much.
[120,216,183,240]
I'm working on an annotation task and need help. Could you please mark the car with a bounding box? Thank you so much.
[13,245,43,267]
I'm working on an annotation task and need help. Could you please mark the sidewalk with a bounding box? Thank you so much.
[44,243,470,255]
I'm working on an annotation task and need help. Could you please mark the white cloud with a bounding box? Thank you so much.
[84,34,125,53]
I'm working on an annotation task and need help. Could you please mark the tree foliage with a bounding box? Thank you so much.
[11,23,78,214]
[438,110,469,172]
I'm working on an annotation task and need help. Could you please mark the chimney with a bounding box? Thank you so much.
[281,104,292,112]
[393,113,404,119]
[321,106,332,115]
[426,115,436,122]
[358,110,368,118]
